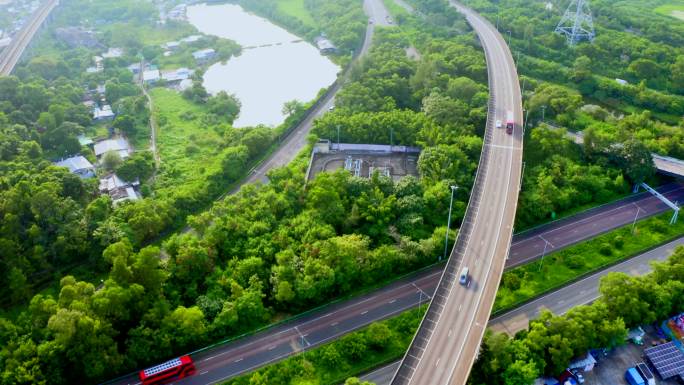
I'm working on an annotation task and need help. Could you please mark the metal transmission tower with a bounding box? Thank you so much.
[555,0,595,45]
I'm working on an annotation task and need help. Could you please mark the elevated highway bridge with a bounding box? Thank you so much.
[0,0,58,76]
[390,1,524,384]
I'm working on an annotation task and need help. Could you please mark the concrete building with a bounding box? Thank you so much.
[315,36,337,54]
[163,41,181,51]
[306,140,420,182]
[161,67,193,84]
[99,174,140,205]
[94,137,131,161]
[192,48,216,63]
[54,155,95,178]
[143,69,161,85]
[181,34,202,44]
[93,105,115,121]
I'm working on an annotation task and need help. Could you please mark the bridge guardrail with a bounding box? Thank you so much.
[390,18,498,383]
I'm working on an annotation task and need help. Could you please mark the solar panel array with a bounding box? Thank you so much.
[644,342,684,379]
[143,357,182,376]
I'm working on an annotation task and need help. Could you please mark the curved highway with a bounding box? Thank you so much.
[0,0,58,76]
[390,2,523,384]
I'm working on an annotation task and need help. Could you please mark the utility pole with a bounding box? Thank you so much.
[336,125,340,146]
[443,185,458,261]
[631,206,642,234]
[538,238,551,271]
[390,126,394,147]
[541,105,546,123]
[507,30,512,46]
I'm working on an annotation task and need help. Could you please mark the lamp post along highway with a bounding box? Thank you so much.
[443,185,459,261]
[632,206,642,234]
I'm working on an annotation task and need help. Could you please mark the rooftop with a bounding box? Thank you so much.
[94,137,130,157]
[54,155,94,174]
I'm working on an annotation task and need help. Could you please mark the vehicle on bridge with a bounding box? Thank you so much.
[506,111,514,134]
[139,355,195,385]
[459,267,470,286]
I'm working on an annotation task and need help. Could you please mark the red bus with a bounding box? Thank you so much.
[139,355,196,385]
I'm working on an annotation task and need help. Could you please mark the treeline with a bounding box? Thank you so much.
[471,245,684,385]
[460,0,684,95]
[234,0,367,53]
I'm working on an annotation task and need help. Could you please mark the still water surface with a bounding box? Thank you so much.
[187,3,339,128]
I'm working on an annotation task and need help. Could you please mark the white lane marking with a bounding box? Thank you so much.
[448,329,453,337]
[234,358,243,363]
[201,370,209,375]
[435,358,441,367]
[389,299,397,304]
[361,310,368,315]
[487,143,522,150]
[331,322,339,326]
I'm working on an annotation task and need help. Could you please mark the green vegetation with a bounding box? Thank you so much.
[472,245,684,384]
[495,211,684,313]
[234,0,367,55]
[1,0,683,384]
[277,0,317,27]
[655,2,684,21]
[223,306,426,385]
[149,88,229,198]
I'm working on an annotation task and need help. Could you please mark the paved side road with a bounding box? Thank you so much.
[232,0,386,191]
[362,237,684,385]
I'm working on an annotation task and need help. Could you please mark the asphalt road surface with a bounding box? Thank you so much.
[104,183,682,385]
[510,182,684,268]
[363,236,684,385]
[390,2,524,384]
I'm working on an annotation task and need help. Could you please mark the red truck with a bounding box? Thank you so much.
[506,111,514,134]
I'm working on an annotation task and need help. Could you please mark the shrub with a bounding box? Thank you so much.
[600,243,613,256]
[613,235,624,249]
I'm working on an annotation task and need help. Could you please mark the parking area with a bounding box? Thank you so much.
[582,325,680,385]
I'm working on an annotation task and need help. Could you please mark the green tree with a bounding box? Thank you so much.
[616,139,655,185]
[102,150,123,171]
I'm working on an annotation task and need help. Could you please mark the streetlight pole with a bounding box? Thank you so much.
[336,125,340,146]
[507,30,512,46]
[443,185,458,261]
[541,105,546,123]
[632,206,642,234]
[390,126,394,148]
[538,238,550,271]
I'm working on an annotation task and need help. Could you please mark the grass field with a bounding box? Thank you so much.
[277,0,317,27]
[493,211,684,313]
[149,88,226,197]
[655,2,684,20]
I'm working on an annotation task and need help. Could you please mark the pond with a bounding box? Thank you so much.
[187,3,340,128]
